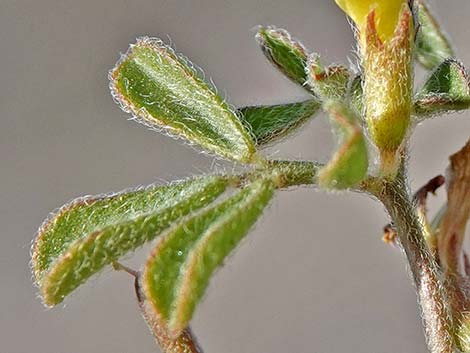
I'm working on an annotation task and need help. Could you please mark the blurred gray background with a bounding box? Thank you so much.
[2,1,470,352]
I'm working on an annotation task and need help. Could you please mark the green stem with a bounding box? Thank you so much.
[241,159,457,352]
[373,173,454,353]
[267,159,455,352]
[267,160,322,188]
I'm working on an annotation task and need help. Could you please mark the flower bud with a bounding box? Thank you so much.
[335,1,414,175]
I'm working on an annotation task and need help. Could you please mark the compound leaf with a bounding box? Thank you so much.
[110,37,257,163]
[32,176,229,306]
[141,178,274,337]
[239,99,320,145]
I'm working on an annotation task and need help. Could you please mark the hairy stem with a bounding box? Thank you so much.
[267,160,322,187]
[374,173,454,353]
[271,160,457,351]
[130,158,456,353]
[134,276,203,353]
[114,262,202,353]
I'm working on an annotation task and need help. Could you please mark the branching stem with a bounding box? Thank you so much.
[134,275,203,353]
[269,159,456,352]
[113,262,203,353]
[367,172,455,353]
[112,160,457,353]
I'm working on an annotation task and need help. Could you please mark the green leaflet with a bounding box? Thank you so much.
[416,0,454,70]
[256,26,309,88]
[110,37,257,163]
[306,54,350,100]
[317,102,368,190]
[239,99,320,145]
[32,176,229,306]
[414,59,470,118]
[142,178,274,337]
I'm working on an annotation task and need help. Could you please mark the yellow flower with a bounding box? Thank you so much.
[335,0,408,42]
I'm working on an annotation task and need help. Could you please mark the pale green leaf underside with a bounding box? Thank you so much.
[32,176,228,306]
[239,99,320,145]
[110,37,256,163]
[416,0,454,70]
[142,178,274,337]
[318,102,368,189]
[414,59,470,117]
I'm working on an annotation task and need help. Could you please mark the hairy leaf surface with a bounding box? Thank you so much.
[142,178,274,337]
[256,26,309,88]
[32,176,229,306]
[414,59,470,118]
[239,99,320,145]
[110,37,256,163]
[416,0,454,70]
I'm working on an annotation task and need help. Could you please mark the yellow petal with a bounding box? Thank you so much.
[335,0,408,41]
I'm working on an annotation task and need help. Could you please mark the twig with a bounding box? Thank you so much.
[113,261,202,353]
[373,173,454,353]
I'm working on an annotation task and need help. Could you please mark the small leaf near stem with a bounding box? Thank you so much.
[239,99,320,146]
[414,59,470,120]
[415,0,454,70]
[317,101,368,190]
[256,26,310,89]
